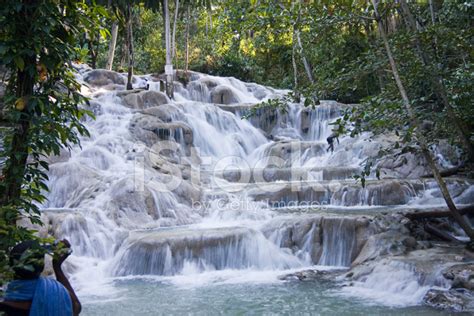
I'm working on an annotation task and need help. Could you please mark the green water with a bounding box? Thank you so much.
[82,278,448,316]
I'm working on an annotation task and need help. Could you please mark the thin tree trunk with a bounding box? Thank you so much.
[87,33,97,69]
[295,31,314,84]
[428,0,440,62]
[208,7,213,32]
[290,1,300,102]
[126,4,134,90]
[171,0,179,62]
[295,0,318,104]
[120,35,127,71]
[185,5,190,75]
[294,0,314,85]
[292,36,299,101]
[399,0,474,162]
[428,0,436,24]
[292,46,297,90]
[424,223,460,242]
[106,22,119,71]
[371,0,474,241]
[164,0,173,98]
[405,205,474,220]
[296,30,320,105]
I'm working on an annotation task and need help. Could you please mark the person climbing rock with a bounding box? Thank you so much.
[0,239,81,316]
[142,78,150,90]
[326,132,339,153]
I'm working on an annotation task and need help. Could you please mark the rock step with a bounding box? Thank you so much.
[206,166,361,183]
[111,213,379,277]
[202,178,473,207]
[111,226,302,276]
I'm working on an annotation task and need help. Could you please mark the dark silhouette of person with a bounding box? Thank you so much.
[0,239,81,316]
[326,132,339,153]
[142,78,150,90]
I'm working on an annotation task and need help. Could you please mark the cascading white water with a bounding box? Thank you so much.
[318,218,357,266]
[172,102,267,160]
[40,67,473,311]
[112,227,304,276]
[339,260,433,307]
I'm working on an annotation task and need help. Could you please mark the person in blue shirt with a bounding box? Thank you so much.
[0,239,81,316]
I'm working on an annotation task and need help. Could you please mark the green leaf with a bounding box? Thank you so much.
[14,56,25,71]
[304,98,311,107]
[99,28,109,40]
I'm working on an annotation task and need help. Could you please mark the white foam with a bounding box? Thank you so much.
[338,261,431,307]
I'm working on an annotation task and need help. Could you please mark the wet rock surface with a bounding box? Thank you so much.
[83,69,125,86]
[120,90,169,109]
[129,112,193,147]
[262,214,372,266]
[218,166,361,184]
[246,106,279,135]
[424,288,474,312]
[249,179,468,207]
[278,268,345,281]
[210,85,240,104]
[339,211,474,313]
[444,264,474,290]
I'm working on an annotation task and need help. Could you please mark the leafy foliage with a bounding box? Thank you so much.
[0,0,104,284]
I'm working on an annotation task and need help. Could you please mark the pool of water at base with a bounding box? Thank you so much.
[81,277,447,316]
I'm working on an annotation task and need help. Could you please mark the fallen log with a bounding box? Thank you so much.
[421,165,464,178]
[405,205,474,220]
[424,223,460,242]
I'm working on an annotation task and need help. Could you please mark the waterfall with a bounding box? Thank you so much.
[37,67,473,309]
[112,227,303,276]
[318,218,357,267]
[339,260,433,307]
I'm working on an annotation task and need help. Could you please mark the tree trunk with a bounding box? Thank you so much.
[185,5,190,75]
[87,33,97,69]
[126,4,134,90]
[424,223,459,242]
[295,31,314,85]
[0,61,35,225]
[295,0,318,104]
[208,6,213,32]
[399,0,474,162]
[0,2,37,226]
[421,165,464,178]
[295,0,313,85]
[428,0,436,24]
[291,1,299,102]
[405,205,474,220]
[106,22,119,71]
[120,35,127,71]
[371,0,474,241]
[297,40,319,106]
[164,0,173,98]
[171,0,179,62]
[292,36,299,102]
